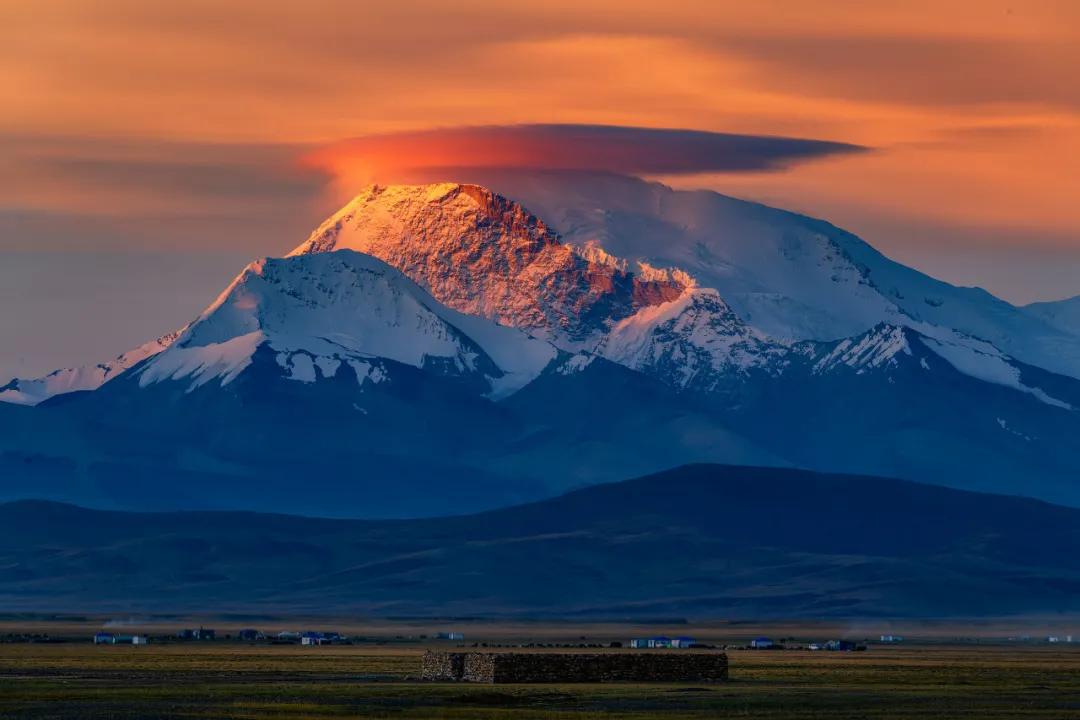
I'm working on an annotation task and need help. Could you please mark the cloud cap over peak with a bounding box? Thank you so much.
[304,124,868,181]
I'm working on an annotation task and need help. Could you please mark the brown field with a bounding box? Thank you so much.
[0,617,1078,719]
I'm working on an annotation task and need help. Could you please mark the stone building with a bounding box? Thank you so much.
[420,651,728,683]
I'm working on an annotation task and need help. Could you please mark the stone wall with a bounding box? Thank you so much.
[420,650,466,681]
[420,651,729,683]
[462,652,498,683]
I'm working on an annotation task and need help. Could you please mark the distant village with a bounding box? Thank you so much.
[88,627,471,647]
[0,623,1071,650]
[77,628,1076,650]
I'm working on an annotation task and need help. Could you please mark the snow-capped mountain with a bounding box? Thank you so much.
[288,183,784,394]
[289,183,687,346]
[14,177,1077,410]
[450,170,1080,380]
[799,322,1072,410]
[3,176,1080,516]
[138,250,558,399]
[283,181,1074,411]
[598,287,784,392]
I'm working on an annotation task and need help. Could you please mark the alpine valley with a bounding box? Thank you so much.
[3,174,1080,518]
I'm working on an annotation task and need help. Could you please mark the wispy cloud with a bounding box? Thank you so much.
[1,135,327,216]
[0,134,336,255]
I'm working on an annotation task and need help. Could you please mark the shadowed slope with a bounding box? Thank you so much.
[2,464,1078,618]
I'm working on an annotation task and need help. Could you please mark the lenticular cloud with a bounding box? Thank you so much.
[303,123,867,179]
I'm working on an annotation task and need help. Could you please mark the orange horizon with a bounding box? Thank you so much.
[2,0,1080,376]
[4,2,1078,264]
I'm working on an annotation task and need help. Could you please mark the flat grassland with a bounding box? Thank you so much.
[0,620,1078,719]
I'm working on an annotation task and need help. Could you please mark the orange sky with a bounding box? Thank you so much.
[2,0,1080,377]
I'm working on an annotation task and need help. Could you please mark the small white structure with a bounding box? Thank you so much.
[751,637,774,649]
[301,632,329,646]
[880,635,903,643]
[436,631,464,641]
[95,632,149,645]
[629,636,677,648]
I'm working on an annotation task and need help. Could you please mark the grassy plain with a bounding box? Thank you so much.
[0,618,1078,719]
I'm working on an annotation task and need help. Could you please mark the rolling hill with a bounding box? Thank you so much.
[2,464,1078,618]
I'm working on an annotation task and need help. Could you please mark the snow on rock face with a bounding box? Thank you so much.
[811,324,913,374]
[0,331,180,405]
[346,359,387,386]
[137,250,557,397]
[805,322,1073,410]
[139,331,263,389]
[918,328,1073,410]
[553,353,596,375]
[600,287,784,390]
[289,183,686,345]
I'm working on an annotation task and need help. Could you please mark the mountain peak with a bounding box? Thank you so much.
[289,182,686,345]
[139,250,558,397]
[290,182,560,258]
